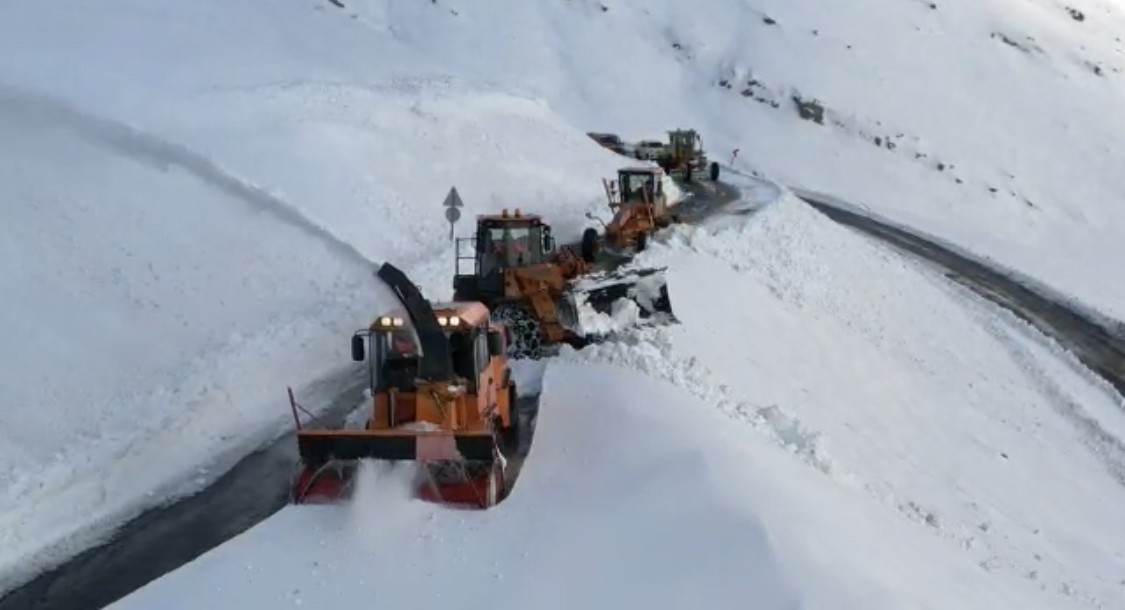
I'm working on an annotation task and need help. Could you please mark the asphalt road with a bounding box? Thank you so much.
[0,174,739,610]
[795,190,1125,398]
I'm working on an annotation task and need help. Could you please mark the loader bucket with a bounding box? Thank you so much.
[565,266,676,335]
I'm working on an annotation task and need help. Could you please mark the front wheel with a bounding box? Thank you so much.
[709,161,720,181]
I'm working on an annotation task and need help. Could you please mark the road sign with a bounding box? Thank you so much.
[442,186,464,208]
[444,187,463,241]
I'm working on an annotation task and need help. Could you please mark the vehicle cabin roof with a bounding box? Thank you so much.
[476,211,543,223]
[371,301,491,330]
[620,166,663,175]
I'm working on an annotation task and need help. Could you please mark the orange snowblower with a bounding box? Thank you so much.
[287,262,519,509]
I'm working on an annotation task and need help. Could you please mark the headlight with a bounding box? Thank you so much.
[449,316,461,326]
[379,316,391,326]
[392,317,405,327]
[437,316,448,325]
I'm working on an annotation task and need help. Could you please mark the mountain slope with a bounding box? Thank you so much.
[109,185,1125,610]
[306,0,1125,319]
[0,0,627,592]
[1,0,1124,603]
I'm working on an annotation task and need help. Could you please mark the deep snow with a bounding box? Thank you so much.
[561,188,1125,608]
[106,363,1100,610]
[108,178,1125,610]
[0,0,629,592]
[3,0,1125,603]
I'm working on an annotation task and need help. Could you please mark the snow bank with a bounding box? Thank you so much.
[0,0,626,590]
[560,192,1125,608]
[109,361,1076,610]
[257,0,1125,318]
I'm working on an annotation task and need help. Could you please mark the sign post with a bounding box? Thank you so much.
[442,186,464,241]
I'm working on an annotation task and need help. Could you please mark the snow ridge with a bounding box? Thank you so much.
[0,83,375,271]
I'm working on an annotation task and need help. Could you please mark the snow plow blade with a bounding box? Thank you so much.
[567,266,676,326]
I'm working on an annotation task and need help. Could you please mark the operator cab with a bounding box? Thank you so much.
[453,208,557,301]
[617,168,663,204]
[350,303,506,393]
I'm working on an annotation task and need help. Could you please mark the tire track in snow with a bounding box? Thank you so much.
[794,188,1125,483]
[970,298,1125,489]
[0,83,375,271]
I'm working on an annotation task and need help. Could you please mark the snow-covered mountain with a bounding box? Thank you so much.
[1,0,1123,608]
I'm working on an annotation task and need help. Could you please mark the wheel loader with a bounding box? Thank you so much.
[452,207,674,359]
[581,166,678,258]
[654,128,720,183]
[287,262,518,509]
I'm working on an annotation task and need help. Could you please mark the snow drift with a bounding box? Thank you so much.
[107,361,1087,610]
[561,188,1125,608]
[0,0,626,592]
[3,0,1125,603]
[108,179,1125,610]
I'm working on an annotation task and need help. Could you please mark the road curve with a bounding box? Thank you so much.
[0,176,739,610]
[794,189,1125,398]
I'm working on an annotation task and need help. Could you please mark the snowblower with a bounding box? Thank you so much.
[287,262,519,509]
[452,207,674,358]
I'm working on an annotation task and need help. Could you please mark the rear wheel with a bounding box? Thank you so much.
[709,161,720,181]
[636,232,648,252]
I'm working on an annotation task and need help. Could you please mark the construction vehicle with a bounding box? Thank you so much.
[654,129,720,183]
[452,207,673,359]
[586,131,627,155]
[582,166,679,258]
[287,262,518,509]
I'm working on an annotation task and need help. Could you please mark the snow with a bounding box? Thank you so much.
[3,0,1125,604]
[108,179,1125,610]
[107,361,1094,610]
[0,0,625,591]
[559,188,1125,607]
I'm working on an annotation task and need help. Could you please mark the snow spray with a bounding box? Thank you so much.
[345,459,426,550]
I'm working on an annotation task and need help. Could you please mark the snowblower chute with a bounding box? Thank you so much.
[287,262,519,509]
